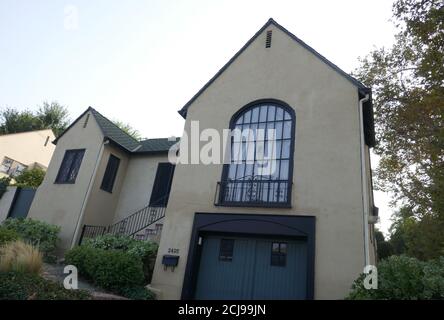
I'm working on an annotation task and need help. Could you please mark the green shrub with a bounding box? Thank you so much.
[0,227,19,246]
[65,246,145,292]
[119,286,156,300]
[347,255,444,299]
[14,168,45,188]
[63,245,96,276]
[1,218,60,261]
[84,235,158,281]
[0,271,91,300]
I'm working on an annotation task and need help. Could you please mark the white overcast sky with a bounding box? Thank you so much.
[0,0,398,234]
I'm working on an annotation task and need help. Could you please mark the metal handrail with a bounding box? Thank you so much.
[78,201,167,244]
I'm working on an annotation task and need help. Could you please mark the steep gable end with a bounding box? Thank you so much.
[178,18,369,119]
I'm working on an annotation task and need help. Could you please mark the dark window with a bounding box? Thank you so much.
[271,242,287,267]
[219,239,234,261]
[149,163,175,206]
[100,154,120,193]
[55,149,85,184]
[220,102,295,206]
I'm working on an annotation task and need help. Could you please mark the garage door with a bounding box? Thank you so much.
[194,235,307,300]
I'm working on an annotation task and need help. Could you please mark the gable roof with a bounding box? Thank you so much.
[178,18,370,118]
[54,107,177,154]
[138,137,179,153]
[89,108,141,152]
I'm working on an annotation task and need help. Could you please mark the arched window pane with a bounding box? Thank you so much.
[222,102,294,205]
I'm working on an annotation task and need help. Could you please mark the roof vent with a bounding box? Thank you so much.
[83,113,90,128]
[265,30,272,48]
[44,136,50,146]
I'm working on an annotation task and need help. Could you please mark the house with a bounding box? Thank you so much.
[0,129,56,222]
[0,129,55,179]
[28,108,177,251]
[148,18,378,300]
[27,18,377,300]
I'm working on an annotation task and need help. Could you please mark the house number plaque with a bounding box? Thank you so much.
[168,248,179,254]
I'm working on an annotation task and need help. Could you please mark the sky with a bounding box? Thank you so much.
[0,0,398,234]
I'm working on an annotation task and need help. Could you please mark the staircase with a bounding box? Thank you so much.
[78,205,166,244]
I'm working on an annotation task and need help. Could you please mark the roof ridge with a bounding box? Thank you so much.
[88,107,141,145]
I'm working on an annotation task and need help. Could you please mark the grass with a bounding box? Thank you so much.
[0,240,43,274]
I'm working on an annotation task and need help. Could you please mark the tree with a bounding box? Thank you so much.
[113,120,141,141]
[354,0,443,218]
[14,168,46,188]
[36,101,70,137]
[375,229,393,261]
[0,101,69,137]
[389,206,444,260]
[354,0,443,259]
[0,109,41,134]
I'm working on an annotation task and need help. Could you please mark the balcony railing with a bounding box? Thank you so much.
[214,179,292,207]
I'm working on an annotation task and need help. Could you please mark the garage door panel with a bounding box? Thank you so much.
[252,240,307,299]
[195,237,255,300]
[195,235,308,300]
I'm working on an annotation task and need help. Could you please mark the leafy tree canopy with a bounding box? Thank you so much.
[14,168,46,189]
[354,0,443,217]
[354,0,443,260]
[0,101,70,137]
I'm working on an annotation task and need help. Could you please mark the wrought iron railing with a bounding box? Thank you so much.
[214,179,292,207]
[79,205,166,244]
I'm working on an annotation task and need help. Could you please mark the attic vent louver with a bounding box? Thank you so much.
[83,113,90,128]
[265,30,272,48]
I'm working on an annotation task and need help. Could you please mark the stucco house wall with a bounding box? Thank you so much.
[0,129,55,178]
[81,144,130,227]
[113,154,169,222]
[150,22,372,299]
[28,111,104,251]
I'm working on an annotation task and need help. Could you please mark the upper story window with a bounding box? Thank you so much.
[149,162,175,207]
[100,154,120,193]
[55,149,85,184]
[217,100,295,207]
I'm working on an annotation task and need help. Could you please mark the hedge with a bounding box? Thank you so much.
[65,246,145,293]
[1,218,60,261]
[0,271,90,300]
[347,255,444,299]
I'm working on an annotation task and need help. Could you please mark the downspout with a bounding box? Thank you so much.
[359,94,370,266]
[70,139,109,248]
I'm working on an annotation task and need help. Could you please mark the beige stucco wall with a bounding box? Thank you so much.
[0,129,55,175]
[113,154,168,222]
[151,24,371,299]
[28,111,104,251]
[80,144,129,227]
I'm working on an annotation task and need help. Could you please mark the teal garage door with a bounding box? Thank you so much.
[194,235,307,300]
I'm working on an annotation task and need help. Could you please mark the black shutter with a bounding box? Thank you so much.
[100,154,120,193]
[149,163,175,207]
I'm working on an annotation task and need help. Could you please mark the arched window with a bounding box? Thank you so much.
[219,100,295,206]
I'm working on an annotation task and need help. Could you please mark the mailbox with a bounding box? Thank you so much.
[162,255,179,271]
